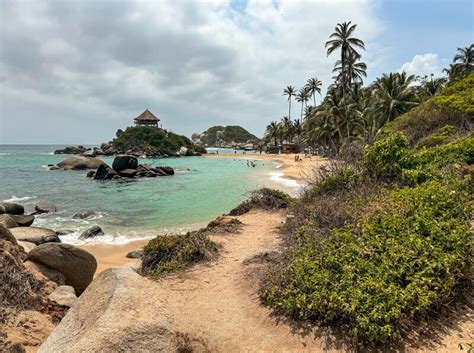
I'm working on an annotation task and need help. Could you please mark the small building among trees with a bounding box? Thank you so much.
[134,109,160,128]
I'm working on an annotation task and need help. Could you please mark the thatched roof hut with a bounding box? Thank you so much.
[134,109,160,127]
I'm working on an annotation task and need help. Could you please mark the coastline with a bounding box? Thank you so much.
[81,153,328,274]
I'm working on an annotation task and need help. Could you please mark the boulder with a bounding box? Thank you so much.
[27,243,97,295]
[72,210,96,220]
[24,260,66,288]
[0,201,24,215]
[10,214,35,227]
[179,146,188,156]
[55,229,74,236]
[152,167,168,176]
[80,225,104,239]
[160,166,175,175]
[126,250,144,259]
[57,156,105,170]
[119,168,138,178]
[86,170,95,178]
[93,163,118,180]
[48,285,78,307]
[0,225,17,244]
[0,214,19,228]
[38,268,178,353]
[81,149,96,157]
[18,240,37,253]
[35,201,57,213]
[112,155,138,172]
[10,227,60,245]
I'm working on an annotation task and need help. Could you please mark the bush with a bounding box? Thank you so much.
[385,74,473,144]
[140,230,218,276]
[262,180,472,344]
[415,125,457,149]
[229,188,292,216]
[364,132,415,181]
[314,166,362,194]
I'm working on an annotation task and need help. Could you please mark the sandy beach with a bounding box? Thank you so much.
[81,153,328,275]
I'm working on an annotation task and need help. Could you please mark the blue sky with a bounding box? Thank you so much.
[0,0,472,144]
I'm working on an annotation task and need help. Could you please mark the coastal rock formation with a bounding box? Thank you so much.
[27,243,97,295]
[0,201,25,215]
[126,249,144,259]
[80,225,104,239]
[192,125,260,149]
[17,240,37,253]
[56,156,105,170]
[10,214,35,226]
[0,214,18,228]
[112,154,138,172]
[38,268,178,353]
[93,163,118,180]
[48,285,78,308]
[0,224,17,243]
[10,227,60,245]
[35,201,57,213]
[54,145,87,155]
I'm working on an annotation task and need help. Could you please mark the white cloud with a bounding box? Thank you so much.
[400,53,441,76]
[0,0,384,144]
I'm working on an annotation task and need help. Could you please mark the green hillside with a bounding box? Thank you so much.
[193,125,259,146]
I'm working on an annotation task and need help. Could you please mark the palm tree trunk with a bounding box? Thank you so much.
[300,102,304,120]
[289,99,291,119]
[313,93,316,106]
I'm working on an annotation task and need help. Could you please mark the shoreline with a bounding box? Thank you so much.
[81,153,328,274]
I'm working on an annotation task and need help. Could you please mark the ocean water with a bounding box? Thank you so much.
[0,145,296,244]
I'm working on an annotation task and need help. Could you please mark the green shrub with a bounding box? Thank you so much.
[140,230,218,276]
[385,74,473,144]
[314,167,362,194]
[262,180,472,344]
[364,132,415,180]
[415,125,457,149]
[229,188,292,216]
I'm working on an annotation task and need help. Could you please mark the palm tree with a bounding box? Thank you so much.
[325,21,365,96]
[282,86,296,119]
[372,72,418,125]
[281,116,294,142]
[305,78,322,106]
[416,74,447,100]
[265,121,280,146]
[295,88,310,120]
[453,45,473,72]
[333,52,367,89]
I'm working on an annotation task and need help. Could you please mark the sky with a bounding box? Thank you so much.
[0,0,472,144]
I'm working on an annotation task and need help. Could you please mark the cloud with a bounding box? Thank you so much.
[400,53,441,76]
[0,0,383,144]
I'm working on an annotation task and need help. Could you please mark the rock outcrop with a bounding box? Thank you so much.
[38,268,179,353]
[0,214,18,228]
[48,285,78,308]
[56,156,105,170]
[35,201,57,213]
[0,201,25,215]
[10,227,60,245]
[10,214,35,226]
[112,155,138,172]
[26,243,97,295]
[80,225,104,239]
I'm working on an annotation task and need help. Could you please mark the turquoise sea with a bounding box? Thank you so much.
[0,145,297,244]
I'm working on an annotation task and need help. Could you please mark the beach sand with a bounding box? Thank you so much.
[80,153,327,274]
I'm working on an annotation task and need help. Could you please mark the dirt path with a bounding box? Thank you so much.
[157,209,338,352]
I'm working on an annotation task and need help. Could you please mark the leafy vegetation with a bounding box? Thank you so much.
[194,125,259,146]
[111,126,207,155]
[261,72,473,345]
[229,188,292,216]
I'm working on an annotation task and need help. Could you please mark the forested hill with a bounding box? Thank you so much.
[192,125,259,147]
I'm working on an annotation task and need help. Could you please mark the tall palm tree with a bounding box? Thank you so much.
[295,88,310,120]
[453,45,473,72]
[325,21,365,96]
[282,86,296,119]
[305,78,322,106]
[333,52,367,88]
[281,116,294,142]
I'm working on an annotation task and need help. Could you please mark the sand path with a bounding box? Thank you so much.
[157,209,337,352]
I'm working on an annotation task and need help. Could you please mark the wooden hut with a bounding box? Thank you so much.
[134,109,160,128]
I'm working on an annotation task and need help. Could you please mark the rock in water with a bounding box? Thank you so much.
[112,155,138,172]
[56,156,105,170]
[48,285,78,307]
[10,227,60,245]
[118,168,138,178]
[0,201,24,215]
[0,214,19,228]
[35,201,57,213]
[27,243,97,295]
[179,146,188,156]
[72,210,96,220]
[10,214,35,226]
[80,226,104,239]
[38,268,178,353]
[93,163,118,180]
